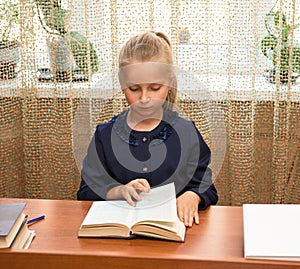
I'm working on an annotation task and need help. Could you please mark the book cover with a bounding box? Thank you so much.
[243,204,300,261]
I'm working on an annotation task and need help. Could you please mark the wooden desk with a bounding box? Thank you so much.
[0,198,299,269]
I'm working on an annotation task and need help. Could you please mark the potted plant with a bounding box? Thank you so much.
[0,0,20,80]
[179,27,191,45]
[34,0,98,82]
[261,10,300,84]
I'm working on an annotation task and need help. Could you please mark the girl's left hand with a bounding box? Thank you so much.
[176,191,201,227]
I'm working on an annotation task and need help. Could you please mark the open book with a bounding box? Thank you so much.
[243,204,300,261]
[78,183,186,242]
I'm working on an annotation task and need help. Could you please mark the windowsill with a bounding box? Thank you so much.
[1,71,299,102]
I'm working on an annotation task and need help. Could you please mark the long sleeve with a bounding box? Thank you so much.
[176,121,218,210]
[77,125,120,201]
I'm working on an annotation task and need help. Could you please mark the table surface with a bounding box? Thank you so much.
[0,198,299,269]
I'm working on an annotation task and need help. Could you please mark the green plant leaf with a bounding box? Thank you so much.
[261,35,277,57]
[70,31,99,74]
[35,0,67,35]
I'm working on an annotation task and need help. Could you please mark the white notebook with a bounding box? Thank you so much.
[243,204,300,262]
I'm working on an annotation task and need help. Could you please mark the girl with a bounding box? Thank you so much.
[77,31,218,227]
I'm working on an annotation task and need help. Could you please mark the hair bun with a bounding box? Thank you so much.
[154,32,172,47]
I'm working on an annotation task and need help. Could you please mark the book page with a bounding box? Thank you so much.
[80,201,135,228]
[23,230,35,250]
[133,183,178,224]
[80,183,179,229]
[132,220,186,242]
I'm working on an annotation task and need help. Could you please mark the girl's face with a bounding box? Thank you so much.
[119,61,172,118]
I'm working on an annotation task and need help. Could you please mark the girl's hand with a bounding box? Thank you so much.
[126,178,150,194]
[176,191,201,227]
[106,179,150,207]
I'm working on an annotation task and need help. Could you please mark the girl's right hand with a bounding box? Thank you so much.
[106,178,150,207]
[126,178,150,193]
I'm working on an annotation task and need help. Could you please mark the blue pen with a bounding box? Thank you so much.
[27,215,45,224]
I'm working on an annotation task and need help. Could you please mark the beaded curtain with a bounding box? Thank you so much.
[0,0,299,205]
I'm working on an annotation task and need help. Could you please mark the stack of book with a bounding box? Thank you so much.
[0,203,35,249]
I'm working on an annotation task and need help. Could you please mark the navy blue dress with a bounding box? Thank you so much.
[77,109,218,210]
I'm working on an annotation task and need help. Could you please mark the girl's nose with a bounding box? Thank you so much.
[140,90,150,103]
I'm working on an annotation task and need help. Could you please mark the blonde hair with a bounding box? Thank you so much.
[118,31,177,110]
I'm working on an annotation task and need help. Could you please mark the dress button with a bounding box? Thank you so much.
[142,167,148,172]
[142,136,147,142]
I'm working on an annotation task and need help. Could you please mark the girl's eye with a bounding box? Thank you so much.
[128,87,139,91]
[151,86,161,91]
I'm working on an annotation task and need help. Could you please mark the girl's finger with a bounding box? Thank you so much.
[194,211,200,225]
[177,209,184,222]
[123,187,140,207]
[137,178,150,188]
[134,179,150,192]
[123,192,136,207]
[131,189,142,201]
[184,212,190,227]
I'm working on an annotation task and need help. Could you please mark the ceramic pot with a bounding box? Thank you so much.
[0,40,20,80]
